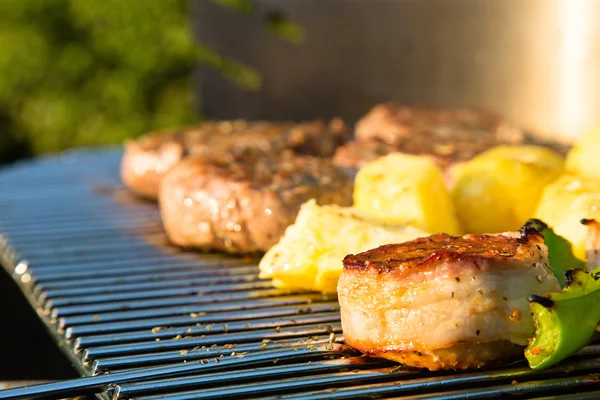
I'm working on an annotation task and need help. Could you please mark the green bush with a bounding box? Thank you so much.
[0,0,306,164]
[0,0,200,163]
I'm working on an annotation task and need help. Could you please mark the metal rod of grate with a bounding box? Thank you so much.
[1,149,600,399]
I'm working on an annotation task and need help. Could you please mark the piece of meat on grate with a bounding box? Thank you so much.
[333,103,525,177]
[159,149,354,254]
[355,103,523,148]
[338,230,560,371]
[121,118,349,199]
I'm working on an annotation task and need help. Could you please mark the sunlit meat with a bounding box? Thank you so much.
[121,118,349,199]
[338,230,560,370]
[333,103,524,186]
[159,149,354,254]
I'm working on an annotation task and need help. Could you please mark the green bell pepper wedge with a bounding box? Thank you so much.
[525,267,600,369]
[523,219,586,287]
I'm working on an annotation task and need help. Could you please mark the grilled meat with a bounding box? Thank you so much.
[159,150,354,254]
[338,231,560,370]
[333,103,524,177]
[355,103,523,148]
[121,118,349,199]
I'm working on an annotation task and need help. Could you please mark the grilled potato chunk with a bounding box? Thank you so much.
[566,127,600,179]
[534,174,600,261]
[353,153,462,235]
[452,145,564,234]
[258,200,428,293]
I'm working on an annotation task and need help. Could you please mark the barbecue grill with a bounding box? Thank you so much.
[1,149,600,399]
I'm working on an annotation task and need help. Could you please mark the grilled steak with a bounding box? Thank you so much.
[121,118,349,199]
[333,103,524,173]
[355,103,523,147]
[159,149,354,254]
[338,230,560,370]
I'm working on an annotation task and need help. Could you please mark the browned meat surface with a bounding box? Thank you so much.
[332,140,399,170]
[159,149,354,254]
[333,103,525,177]
[338,231,560,370]
[355,103,523,147]
[121,118,349,199]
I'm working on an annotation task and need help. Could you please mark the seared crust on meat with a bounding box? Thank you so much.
[338,231,560,370]
[122,119,349,199]
[355,103,523,148]
[159,150,353,254]
[342,231,544,276]
[362,341,524,371]
[332,104,524,181]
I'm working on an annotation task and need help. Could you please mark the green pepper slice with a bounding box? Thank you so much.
[525,267,600,369]
[523,219,586,287]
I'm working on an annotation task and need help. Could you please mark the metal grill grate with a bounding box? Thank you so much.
[1,149,600,399]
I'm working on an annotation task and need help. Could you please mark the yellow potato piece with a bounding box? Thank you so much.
[535,174,600,261]
[353,153,462,235]
[451,145,564,234]
[566,127,600,179]
[258,200,428,293]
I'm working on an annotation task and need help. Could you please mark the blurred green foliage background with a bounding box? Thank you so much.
[0,0,198,163]
[0,0,298,165]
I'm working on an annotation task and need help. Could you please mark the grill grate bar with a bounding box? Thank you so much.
[28,250,189,271]
[74,310,340,347]
[62,294,331,325]
[531,391,600,400]
[0,188,116,201]
[42,273,264,299]
[113,357,392,399]
[32,258,252,281]
[399,374,600,400]
[91,337,348,374]
[264,358,600,400]
[83,320,342,361]
[2,205,159,227]
[134,368,404,400]
[0,206,157,227]
[0,209,159,230]
[36,266,261,291]
[53,289,302,318]
[46,281,276,308]
[13,235,165,258]
[4,230,164,253]
[0,345,344,400]
[4,223,164,248]
[66,306,339,346]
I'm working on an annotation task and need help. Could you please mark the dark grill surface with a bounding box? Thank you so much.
[0,149,599,399]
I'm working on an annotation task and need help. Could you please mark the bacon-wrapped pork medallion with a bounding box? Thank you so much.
[338,230,560,370]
